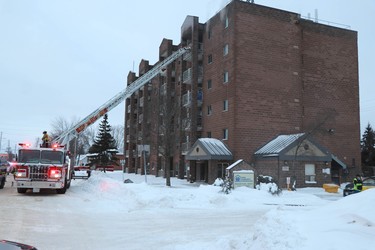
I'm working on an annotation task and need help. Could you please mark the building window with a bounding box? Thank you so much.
[223,71,229,83]
[207,79,212,89]
[224,15,229,28]
[223,100,228,111]
[208,54,213,64]
[223,128,228,140]
[223,44,229,56]
[305,164,316,183]
[207,105,212,115]
[207,132,212,138]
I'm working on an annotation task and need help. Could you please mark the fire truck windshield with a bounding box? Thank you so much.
[19,150,40,163]
[19,150,64,164]
[40,151,64,164]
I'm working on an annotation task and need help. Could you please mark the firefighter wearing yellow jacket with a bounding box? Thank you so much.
[42,131,51,148]
[353,174,363,192]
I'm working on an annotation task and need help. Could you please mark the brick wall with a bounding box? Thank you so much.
[202,1,360,178]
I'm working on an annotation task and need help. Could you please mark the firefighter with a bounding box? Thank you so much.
[42,131,51,148]
[353,174,363,193]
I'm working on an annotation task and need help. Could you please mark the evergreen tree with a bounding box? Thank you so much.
[361,123,375,166]
[89,114,118,172]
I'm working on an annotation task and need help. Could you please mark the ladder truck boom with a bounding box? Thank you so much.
[53,47,190,145]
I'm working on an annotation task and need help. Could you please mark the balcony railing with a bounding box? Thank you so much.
[182,91,191,107]
[183,68,192,84]
[182,118,191,131]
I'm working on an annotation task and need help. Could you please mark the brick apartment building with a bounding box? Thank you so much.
[124,0,360,188]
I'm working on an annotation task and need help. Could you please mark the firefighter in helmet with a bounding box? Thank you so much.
[42,131,51,148]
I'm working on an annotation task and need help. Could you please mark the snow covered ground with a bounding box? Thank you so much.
[1,171,374,250]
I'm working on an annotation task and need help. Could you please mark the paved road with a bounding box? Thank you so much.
[0,175,269,250]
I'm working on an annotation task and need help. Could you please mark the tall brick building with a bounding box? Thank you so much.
[124,0,360,187]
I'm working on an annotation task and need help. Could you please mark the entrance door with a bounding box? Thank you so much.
[196,161,208,182]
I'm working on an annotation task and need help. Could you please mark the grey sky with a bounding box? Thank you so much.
[0,0,374,152]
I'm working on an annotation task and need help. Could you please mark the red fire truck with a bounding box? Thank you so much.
[13,143,73,194]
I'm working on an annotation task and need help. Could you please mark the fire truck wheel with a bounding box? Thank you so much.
[17,188,27,193]
[56,177,68,194]
[56,186,67,194]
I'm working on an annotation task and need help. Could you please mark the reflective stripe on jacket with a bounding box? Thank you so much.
[353,178,363,191]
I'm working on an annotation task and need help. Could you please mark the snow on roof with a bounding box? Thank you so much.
[254,133,305,155]
[198,138,232,157]
[186,138,233,160]
[226,159,244,170]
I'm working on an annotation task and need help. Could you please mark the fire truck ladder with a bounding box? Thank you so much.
[53,47,190,145]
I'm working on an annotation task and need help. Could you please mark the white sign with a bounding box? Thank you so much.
[233,170,254,188]
[322,168,331,174]
[282,166,289,171]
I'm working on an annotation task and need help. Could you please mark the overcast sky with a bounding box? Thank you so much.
[0,0,374,153]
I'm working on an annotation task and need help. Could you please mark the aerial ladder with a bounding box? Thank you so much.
[52,47,190,146]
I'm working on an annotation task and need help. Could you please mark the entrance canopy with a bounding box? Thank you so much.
[186,138,233,160]
[332,154,347,169]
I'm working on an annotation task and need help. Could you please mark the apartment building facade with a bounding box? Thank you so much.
[124,0,360,187]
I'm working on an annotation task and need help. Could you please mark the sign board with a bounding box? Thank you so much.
[282,166,289,171]
[233,170,254,188]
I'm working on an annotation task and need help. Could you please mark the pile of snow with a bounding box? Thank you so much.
[68,171,374,249]
[5,171,372,249]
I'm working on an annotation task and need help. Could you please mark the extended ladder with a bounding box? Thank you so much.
[53,47,190,145]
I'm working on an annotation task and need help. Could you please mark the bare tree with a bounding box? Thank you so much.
[111,124,125,152]
[158,80,180,187]
[49,116,97,165]
[290,110,338,189]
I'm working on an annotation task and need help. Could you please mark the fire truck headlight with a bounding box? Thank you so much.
[15,168,28,178]
[48,168,62,179]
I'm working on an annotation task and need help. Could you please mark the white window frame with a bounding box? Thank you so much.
[305,164,316,183]
[207,79,212,90]
[223,100,228,111]
[207,105,212,115]
[208,54,213,64]
[223,128,228,140]
[223,71,229,83]
[223,44,229,56]
[224,15,229,28]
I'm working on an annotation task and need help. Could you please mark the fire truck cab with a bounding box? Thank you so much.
[13,143,73,194]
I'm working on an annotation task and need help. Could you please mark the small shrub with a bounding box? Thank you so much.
[256,175,282,196]
[216,176,233,194]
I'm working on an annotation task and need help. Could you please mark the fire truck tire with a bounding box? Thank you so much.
[56,177,68,194]
[66,173,72,189]
[17,188,27,193]
[0,177,5,189]
[56,186,67,194]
